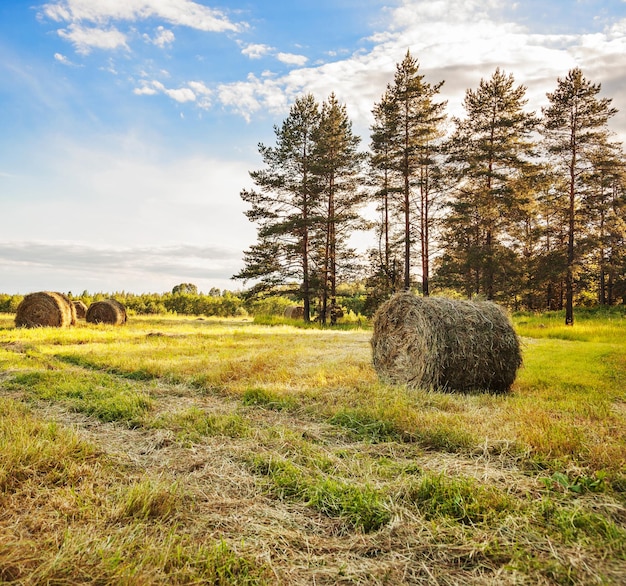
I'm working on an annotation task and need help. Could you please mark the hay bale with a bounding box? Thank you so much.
[15,291,75,328]
[284,306,305,319]
[371,292,521,393]
[86,299,127,325]
[73,300,88,319]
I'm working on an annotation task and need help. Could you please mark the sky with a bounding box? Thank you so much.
[1,0,626,295]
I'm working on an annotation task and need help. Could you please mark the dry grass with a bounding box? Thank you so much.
[0,312,624,584]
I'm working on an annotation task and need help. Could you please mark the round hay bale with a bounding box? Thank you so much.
[86,299,127,325]
[73,300,88,319]
[56,293,77,325]
[371,292,521,393]
[284,306,305,319]
[15,291,75,328]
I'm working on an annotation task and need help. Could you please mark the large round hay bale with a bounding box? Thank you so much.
[73,300,88,319]
[15,291,75,328]
[86,299,127,325]
[284,306,305,319]
[371,292,521,393]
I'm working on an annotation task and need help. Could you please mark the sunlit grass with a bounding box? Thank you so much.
[2,312,625,475]
[5,369,154,424]
[0,395,270,585]
[1,310,625,584]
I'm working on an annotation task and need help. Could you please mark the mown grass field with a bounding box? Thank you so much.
[0,310,624,585]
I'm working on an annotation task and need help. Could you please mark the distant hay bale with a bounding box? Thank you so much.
[284,306,305,319]
[56,292,77,325]
[15,291,75,328]
[86,299,127,325]
[73,300,88,319]
[371,292,521,393]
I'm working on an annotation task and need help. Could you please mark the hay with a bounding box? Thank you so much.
[86,299,127,325]
[371,292,521,393]
[73,300,88,319]
[15,291,75,328]
[284,306,305,319]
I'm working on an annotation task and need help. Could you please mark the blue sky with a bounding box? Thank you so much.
[1,0,626,295]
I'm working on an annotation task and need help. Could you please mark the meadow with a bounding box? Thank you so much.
[0,309,624,585]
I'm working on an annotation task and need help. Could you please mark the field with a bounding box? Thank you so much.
[0,310,625,585]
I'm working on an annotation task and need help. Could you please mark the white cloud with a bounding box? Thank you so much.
[58,23,129,54]
[163,86,196,103]
[41,0,244,33]
[187,0,626,142]
[276,52,309,66]
[188,81,212,108]
[133,80,198,103]
[133,84,158,96]
[144,25,175,48]
[53,52,72,64]
[217,73,288,122]
[241,43,273,59]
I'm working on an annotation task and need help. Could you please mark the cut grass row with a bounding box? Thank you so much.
[1,311,625,584]
[0,397,269,585]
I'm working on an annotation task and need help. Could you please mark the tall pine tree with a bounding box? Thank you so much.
[374,51,446,293]
[312,93,366,324]
[440,68,538,300]
[367,87,404,304]
[234,94,321,321]
[543,68,618,324]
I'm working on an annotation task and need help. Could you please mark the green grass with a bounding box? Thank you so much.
[248,454,391,532]
[5,369,154,424]
[397,471,515,524]
[0,311,625,584]
[150,406,251,443]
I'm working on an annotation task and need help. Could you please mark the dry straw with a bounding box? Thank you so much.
[15,291,76,328]
[86,299,127,325]
[371,292,522,393]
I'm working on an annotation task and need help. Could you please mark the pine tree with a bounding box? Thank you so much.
[374,51,446,293]
[587,140,626,305]
[234,94,321,321]
[441,68,538,300]
[542,68,618,324]
[312,93,366,324]
[368,87,404,302]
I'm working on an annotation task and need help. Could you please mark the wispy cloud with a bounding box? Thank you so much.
[144,26,175,48]
[57,23,129,55]
[276,52,308,67]
[133,79,213,107]
[40,0,245,55]
[53,52,75,65]
[41,0,244,33]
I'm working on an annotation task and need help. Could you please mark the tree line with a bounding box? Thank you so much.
[235,51,626,325]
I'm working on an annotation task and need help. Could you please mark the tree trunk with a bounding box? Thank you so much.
[565,149,576,326]
[403,125,411,291]
[420,165,430,296]
[302,164,311,323]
